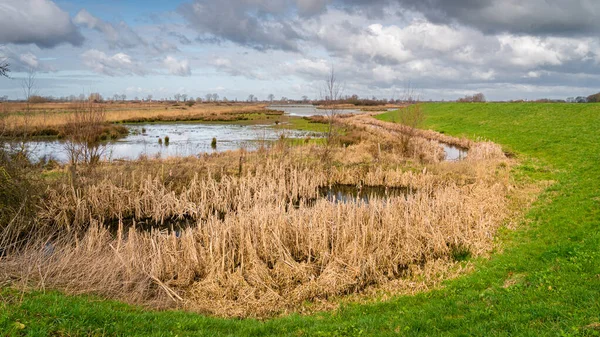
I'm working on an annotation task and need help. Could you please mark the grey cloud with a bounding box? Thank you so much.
[178,0,304,51]
[340,0,600,36]
[74,9,145,49]
[168,31,192,45]
[0,0,83,48]
[152,40,180,55]
[0,46,56,72]
[296,0,329,16]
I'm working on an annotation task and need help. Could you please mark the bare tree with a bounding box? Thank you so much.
[321,65,343,145]
[174,93,181,102]
[211,93,219,102]
[301,95,309,103]
[268,94,275,102]
[182,94,188,102]
[120,94,126,102]
[88,93,102,102]
[247,94,255,102]
[21,68,38,102]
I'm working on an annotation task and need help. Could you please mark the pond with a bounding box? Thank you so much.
[268,105,361,117]
[442,144,468,161]
[20,123,319,163]
[318,184,413,204]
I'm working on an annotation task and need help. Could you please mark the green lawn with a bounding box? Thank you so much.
[2,102,600,336]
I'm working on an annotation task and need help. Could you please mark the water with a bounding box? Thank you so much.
[318,184,412,204]
[443,144,468,161]
[19,123,319,163]
[268,105,361,117]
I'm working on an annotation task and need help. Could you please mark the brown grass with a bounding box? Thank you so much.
[0,115,526,318]
[0,102,269,137]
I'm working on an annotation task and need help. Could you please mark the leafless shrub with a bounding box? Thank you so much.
[320,65,343,160]
[394,104,426,155]
[64,101,107,166]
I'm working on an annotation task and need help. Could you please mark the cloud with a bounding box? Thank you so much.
[0,46,56,72]
[168,31,192,45]
[341,0,600,37]
[211,57,267,79]
[296,0,329,16]
[164,56,191,76]
[74,9,145,49]
[178,0,304,51]
[0,0,83,48]
[81,49,147,76]
[152,40,180,55]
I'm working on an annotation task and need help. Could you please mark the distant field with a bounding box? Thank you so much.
[1,102,270,128]
[2,102,600,336]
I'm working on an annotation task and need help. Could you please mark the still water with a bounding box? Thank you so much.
[22,123,318,163]
[442,144,468,161]
[318,184,412,204]
[268,105,360,117]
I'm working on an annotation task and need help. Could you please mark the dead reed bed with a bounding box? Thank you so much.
[351,114,473,149]
[1,102,268,136]
[0,116,518,318]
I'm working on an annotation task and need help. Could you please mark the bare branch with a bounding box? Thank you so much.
[21,68,38,101]
[0,61,9,78]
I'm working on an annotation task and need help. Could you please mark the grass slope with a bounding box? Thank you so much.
[2,102,600,336]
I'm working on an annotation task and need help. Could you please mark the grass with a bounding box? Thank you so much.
[2,102,600,335]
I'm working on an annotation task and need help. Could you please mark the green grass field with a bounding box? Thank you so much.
[2,102,600,336]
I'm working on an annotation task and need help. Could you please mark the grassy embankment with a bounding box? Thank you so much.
[2,102,600,336]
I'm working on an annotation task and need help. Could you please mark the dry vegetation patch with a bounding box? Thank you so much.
[0,102,270,138]
[0,115,534,318]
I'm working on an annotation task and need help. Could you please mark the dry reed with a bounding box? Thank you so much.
[0,115,518,318]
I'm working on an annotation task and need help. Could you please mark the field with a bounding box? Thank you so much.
[1,102,600,335]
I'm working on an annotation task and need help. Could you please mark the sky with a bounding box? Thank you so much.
[1,0,599,101]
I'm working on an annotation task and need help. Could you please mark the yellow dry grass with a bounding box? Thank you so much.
[0,115,527,318]
[0,102,268,131]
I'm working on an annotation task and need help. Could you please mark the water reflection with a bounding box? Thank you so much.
[268,105,360,117]
[442,144,468,161]
[318,184,412,204]
[19,123,319,163]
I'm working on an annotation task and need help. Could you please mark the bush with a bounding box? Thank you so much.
[587,92,600,103]
[0,147,44,247]
[458,93,486,103]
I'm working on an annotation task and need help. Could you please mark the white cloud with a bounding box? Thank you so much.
[163,56,191,76]
[81,49,147,76]
[19,52,39,69]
